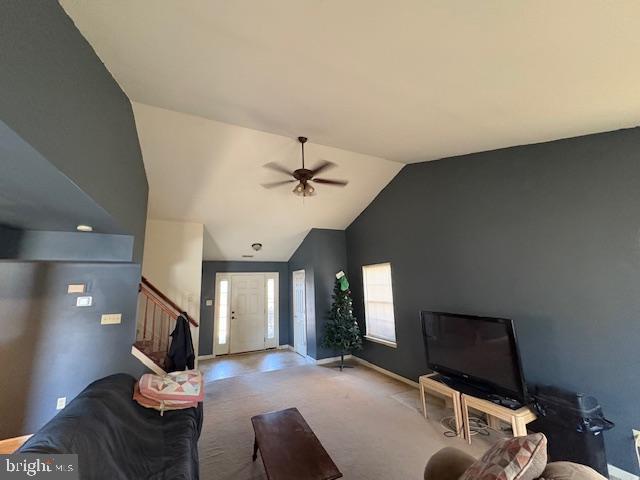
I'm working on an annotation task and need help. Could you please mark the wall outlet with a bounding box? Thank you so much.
[206,299,213,306]
[101,313,122,325]
[56,397,66,410]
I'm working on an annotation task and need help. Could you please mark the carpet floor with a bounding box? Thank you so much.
[198,358,502,479]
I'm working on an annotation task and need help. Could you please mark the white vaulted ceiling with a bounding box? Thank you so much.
[61,0,640,162]
[59,1,640,259]
[132,103,401,260]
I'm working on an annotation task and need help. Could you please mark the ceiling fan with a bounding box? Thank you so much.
[261,137,348,197]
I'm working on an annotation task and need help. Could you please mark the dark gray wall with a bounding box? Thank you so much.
[346,128,640,473]
[0,262,146,439]
[0,230,134,262]
[0,1,148,262]
[0,120,124,238]
[288,233,317,358]
[288,229,348,360]
[199,261,290,356]
[0,2,150,440]
[311,230,348,360]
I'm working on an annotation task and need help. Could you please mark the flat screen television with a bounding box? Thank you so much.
[421,311,528,403]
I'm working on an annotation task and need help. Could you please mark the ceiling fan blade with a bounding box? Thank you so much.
[312,178,349,186]
[261,180,296,189]
[263,162,294,176]
[309,160,336,176]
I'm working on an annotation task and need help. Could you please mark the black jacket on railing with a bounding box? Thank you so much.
[165,313,195,371]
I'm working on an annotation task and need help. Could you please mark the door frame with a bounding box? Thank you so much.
[292,269,307,357]
[213,272,279,356]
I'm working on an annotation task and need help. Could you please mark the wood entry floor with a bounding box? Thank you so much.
[199,350,309,382]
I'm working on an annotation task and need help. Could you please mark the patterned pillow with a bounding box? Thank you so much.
[133,383,198,415]
[460,433,548,480]
[138,370,204,403]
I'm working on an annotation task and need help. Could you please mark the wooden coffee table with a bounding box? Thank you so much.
[251,407,343,480]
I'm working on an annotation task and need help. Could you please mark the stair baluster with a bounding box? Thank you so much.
[133,277,199,372]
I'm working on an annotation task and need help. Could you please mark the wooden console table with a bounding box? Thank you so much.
[461,394,536,445]
[419,374,464,438]
[251,407,342,480]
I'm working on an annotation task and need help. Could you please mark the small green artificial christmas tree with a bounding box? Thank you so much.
[322,271,363,371]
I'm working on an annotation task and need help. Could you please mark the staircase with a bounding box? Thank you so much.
[132,276,199,375]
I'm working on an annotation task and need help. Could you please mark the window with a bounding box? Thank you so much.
[217,280,229,345]
[266,278,275,339]
[362,263,396,347]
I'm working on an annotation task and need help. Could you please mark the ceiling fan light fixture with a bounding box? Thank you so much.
[304,184,315,196]
[293,182,316,197]
[264,136,347,197]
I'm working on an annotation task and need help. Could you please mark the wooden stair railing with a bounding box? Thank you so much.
[134,276,198,371]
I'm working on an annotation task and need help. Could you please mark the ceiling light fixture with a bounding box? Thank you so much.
[261,136,347,197]
[251,243,263,251]
[293,183,315,197]
[76,224,93,232]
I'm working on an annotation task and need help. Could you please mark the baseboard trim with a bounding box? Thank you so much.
[609,464,639,480]
[307,354,353,365]
[351,356,419,389]
[277,344,293,350]
[198,354,215,360]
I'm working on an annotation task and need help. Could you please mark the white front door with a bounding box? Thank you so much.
[292,270,307,357]
[230,274,265,354]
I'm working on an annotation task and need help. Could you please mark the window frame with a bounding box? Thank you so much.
[214,273,231,355]
[263,273,279,349]
[362,262,397,348]
[218,278,230,345]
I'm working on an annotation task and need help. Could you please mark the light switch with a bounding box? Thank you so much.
[67,284,85,294]
[56,397,66,410]
[76,296,92,307]
[101,313,122,325]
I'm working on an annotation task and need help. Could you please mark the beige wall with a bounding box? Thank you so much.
[142,219,204,358]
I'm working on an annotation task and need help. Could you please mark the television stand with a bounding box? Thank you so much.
[420,374,537,445]
[461,394,537,445]
[419,374,464,438]
[433,374,523,410]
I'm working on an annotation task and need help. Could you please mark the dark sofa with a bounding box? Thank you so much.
[19,374,203,480]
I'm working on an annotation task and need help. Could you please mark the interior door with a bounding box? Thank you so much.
[230,275,265,354]
[292,270,307,357]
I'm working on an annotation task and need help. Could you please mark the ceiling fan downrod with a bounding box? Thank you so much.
[298,136,307,170]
